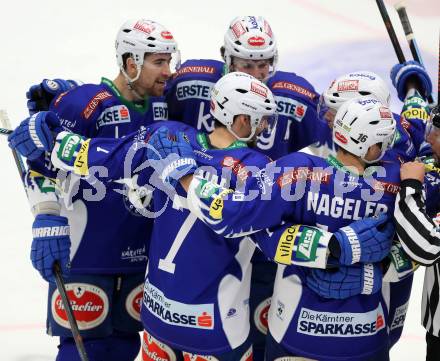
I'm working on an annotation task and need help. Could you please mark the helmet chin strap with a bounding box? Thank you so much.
[227,125,256,143]
[121,65,145,100]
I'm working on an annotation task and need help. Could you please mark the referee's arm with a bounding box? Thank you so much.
[394,177,440,266]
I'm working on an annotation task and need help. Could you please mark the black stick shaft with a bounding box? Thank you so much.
[395,2,435,103]
[0,111,89,361]
[376,0,406,63]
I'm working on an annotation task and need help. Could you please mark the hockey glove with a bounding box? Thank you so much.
[306,263,382,299]
[8,111,61,160]
[390,60,433,101]
[27,78,80,115]
[383,242,419,282]
[147,126,197,187]
[332,214,394,265]
[31,214,71,283]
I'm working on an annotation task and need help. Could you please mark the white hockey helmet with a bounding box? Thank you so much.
[321,71,391,112]
[115,19,180,82]
[333,96,396,163]
[210,72,277,141]
[223,16,278,75]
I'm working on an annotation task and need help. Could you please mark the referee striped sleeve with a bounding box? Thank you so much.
[394,179,440,266]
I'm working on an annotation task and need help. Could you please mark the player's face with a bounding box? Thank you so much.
[363,144,382,163]
[231,58,271,81]
[426,125,440,162]
[138,53,173,96]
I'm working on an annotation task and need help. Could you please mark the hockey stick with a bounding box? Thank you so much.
[0,110,89,361]
[395,2,435,104]
[375,0,406,63]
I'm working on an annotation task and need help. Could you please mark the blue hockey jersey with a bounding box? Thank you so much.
[186,152,401,360]
[27,78,168,274]
[165,59,328,159]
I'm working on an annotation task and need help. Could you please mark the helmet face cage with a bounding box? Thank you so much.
[223,16,278,76]
[115,19,180,82]
[323,72,391,113]
[210,72,277,141]
[332,96,396,163]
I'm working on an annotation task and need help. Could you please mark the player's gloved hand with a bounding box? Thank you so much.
[147,126,197,187]
[390,60,433,101]
[8,111,61,160]
[383,242,419,282]
[26,79,79,115]
[306,263,382,299]
[31,214,71,283]
[331,214,395,265]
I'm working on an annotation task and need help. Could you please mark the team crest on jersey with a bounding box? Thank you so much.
[82,90,112,119]
[125,284,143,321]
[254,297,271,334]
[142,331,177,361]
[51,283,109,330]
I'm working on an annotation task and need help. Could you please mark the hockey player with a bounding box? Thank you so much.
[162,96,400,360]
[165,17,329,358]
[8,19,179,361]
[9,72,393,361]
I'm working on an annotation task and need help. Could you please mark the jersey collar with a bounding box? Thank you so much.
[196,132,247,150]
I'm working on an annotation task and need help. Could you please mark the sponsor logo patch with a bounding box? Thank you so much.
[297,304,386,337]
[231,21,246,39]
[73,139,90,176]
[250,82,268,98]
[248,36,265,47]
[373,180,400,195]
[96,105,130,128]
[161,31,173,40]
[254,297,271,334]
[379,107,392,119]
[272,81,316,100]
[176,66,216,77]
[143,279,214,330]
[390,301,409,331]
[142,330,177,361]
[275,95,308,121]
[82,91,112,119]
[277,168,331,188]
[221,156,249,182]
[176,80,213,101]
[334,131,348,144]
[274,225,300,265]
[134,21,155,34]
[126,284,143,321]
[402,108,429,121]
[51,283,109,330]
[57,133,82,162]
[337,80,359,92]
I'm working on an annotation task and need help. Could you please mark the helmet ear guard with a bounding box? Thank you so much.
[332,96,396,163]
[210,72,277,142]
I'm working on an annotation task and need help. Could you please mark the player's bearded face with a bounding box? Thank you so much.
[231,58,271,82]
[138,53,173,97]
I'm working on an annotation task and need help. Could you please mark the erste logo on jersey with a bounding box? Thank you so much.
[126,284,143,321]
[275,95,308,122]
[96,105,130,128]
[297,304,386,337]
[176,80,214,101]
[143,279,214,330]
[153,102,168,121]
[51,283,109,330]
